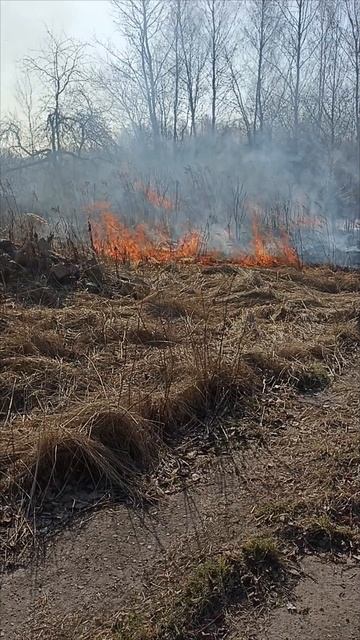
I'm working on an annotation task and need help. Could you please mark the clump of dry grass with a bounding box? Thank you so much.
[126,328,172,347]
[0,358,89,419]
[145,294,190,319]
[243,350,288,379]
[201,263,240,275]
[281,515,357,553]
[0,371,33,415]
[16,285,62,307]
[2,357,258,501]
[284,267,360,293]
[334,322,360,349]
[126,321,176,347]
[146,361,258,438]
[14,403,160,502]
[276,341,335,362]
[242,349,332,391]
[217,287,277,307]
[293,362,330,392]
[0,330,76,360]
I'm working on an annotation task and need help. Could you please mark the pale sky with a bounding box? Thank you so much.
[0,0,115,116]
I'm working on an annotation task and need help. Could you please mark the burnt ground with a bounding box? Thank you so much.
[0,263,359,639]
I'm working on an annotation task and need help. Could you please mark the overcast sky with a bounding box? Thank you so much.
[0,0,115,115]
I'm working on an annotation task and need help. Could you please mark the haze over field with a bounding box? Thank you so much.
[1,0,359,264]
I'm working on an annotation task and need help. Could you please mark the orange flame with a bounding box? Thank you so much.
[91,212,203,263]
[237,217,300,267]
[88,202,300,268]
[134,180,174,211]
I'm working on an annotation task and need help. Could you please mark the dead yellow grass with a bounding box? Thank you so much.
[0,262,359,513]
[15,404,160,501]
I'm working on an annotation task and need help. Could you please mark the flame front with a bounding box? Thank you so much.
[91,212,203,262]
[89,203,300,268]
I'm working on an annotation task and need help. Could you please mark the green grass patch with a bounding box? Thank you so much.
[113,538,285,640]
[242,536,280,569]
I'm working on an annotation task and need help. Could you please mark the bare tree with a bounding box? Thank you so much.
[0,0,358,217]
[322,2,345,147]
[23,30,87,159]
[226,47,253,145]
[245,0,282,140]
[178,1,208,136]
[111,0,172,141]
[278,0,318,148]
[15,72,38,155]
[203,0,236,132]
[344,0,360,208]
[172,0,181,142]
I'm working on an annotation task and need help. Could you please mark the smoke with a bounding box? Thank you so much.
[1,131,359,266]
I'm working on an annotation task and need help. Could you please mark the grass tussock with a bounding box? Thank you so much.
[294,362,330,391]
[147,362,259,436]
[0,330,75,360]
[334,323,360,348]
[284,267,360,293]
[282,514,356,553]
[0,359,88,418]
[243,348,332,391]
[126,325,175,347]
[242,536,281,569]
[218,287,277,306]
[145,295,190,320]
[18,405,160,500]
[17,285,62,307]
[257,489,360,556]
[276,341,335,362]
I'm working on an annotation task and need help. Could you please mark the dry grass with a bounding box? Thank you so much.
[283,266,360,293]
[0,260,359,551]
[19,406,159,502]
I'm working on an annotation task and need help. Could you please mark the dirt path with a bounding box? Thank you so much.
[1,357,359,640]
[250,557,360,640]
[1,462,253,639]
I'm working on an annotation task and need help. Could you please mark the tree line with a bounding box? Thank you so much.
[0,0,359,220]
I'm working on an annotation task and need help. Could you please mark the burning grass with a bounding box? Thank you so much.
[89,205,301,269]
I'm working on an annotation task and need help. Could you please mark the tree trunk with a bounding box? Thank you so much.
[210,0,216,132]
[173,0,181,142]
[294,0,303,151]
[253,0,265,139]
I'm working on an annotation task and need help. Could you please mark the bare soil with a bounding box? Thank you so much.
[247,557,360,640]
